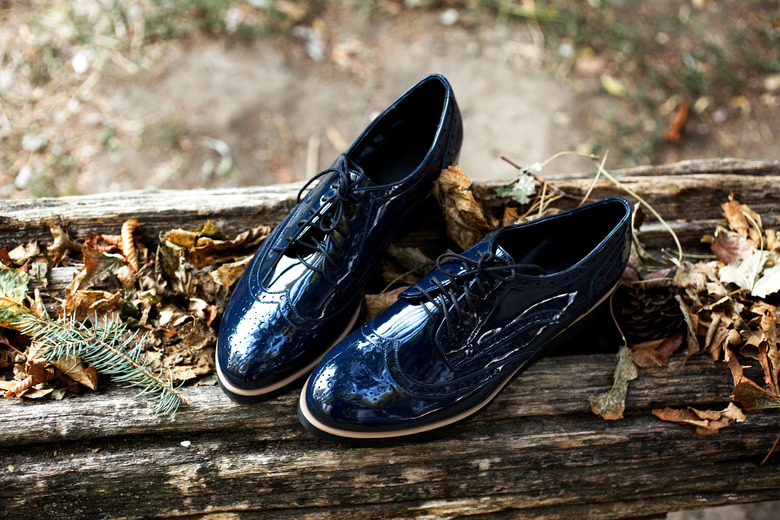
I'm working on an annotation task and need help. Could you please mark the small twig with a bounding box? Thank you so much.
[609,291,628,347]
[500,155,570,199]
[595,158,684,262]
[500,152,601,203]
[760,427,780,466]
[579,151,609,206]
[537,180,547,216]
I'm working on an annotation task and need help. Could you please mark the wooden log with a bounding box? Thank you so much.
[1,158,779,519]
[1,158,778,254]
[1,355,779,520]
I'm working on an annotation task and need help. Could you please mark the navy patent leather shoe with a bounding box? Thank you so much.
[298,197,632,442]
[216,74,463,401]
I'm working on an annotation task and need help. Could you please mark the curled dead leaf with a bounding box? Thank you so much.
[364,286,410,321]
[8,240,40,266]
[52,356,98,391]
[64,290,123,319]
[652,403,745,434]
[732,379,780,411]
[711,226,755,264]
[663,98,689,144]
[209,256,252,289]
[45,222,81,265]
[162,222,271,269]
[4,354,56,398]
[630,333,683,368]
[120,218,140,272]
[588,345,638,420]
[721,195,763,247]
[433,166,494,250]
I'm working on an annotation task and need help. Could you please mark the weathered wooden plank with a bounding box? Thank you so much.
[1,159,778,255]
[1,158,779,520]
[0,354,736,447]
[1,352,778,520]
[1,400,778,519]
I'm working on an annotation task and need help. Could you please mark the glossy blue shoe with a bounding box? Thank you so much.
[216,74,463,402]
[298,197,632,442]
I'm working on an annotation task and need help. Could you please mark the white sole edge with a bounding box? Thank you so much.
[299,285,617,440]
[217,304,362,397]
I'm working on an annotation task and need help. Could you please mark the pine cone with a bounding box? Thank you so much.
[613,267,684,345]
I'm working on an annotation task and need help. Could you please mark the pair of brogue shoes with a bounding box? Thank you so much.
[216,74,631,443]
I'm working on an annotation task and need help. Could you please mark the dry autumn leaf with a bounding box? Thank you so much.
[663,98,689,144]
[364,286,410,321]
[630,333,683,368]
[162,222,271,269]
[588,345,638,420]
[711,226,754,264]
[51,356,98,391]
[721,195,763,246]
[732,379,780,411]
[45,221,81,265]
[433,166,494,250]
[652,403,745,434]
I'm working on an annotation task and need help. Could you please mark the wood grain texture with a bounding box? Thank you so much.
[1,355,779,520]
[1,158,780,519]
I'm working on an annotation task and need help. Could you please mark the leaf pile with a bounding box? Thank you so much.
[588,194,780,436]
[674,196,780,416]
[0,218,269,406]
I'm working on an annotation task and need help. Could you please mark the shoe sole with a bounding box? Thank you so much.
[216,303,362,403]
[298,285,617,443]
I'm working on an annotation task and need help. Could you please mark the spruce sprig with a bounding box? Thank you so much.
[1,297,189,414]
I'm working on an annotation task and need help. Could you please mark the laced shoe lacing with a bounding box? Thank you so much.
[415,250,546,339]
[272,155,363,277]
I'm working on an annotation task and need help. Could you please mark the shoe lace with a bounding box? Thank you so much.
[272,154,362,275]
[415,251,546,339]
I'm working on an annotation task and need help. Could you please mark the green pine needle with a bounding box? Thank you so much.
[17,312,189,415]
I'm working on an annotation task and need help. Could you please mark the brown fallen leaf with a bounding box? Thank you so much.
[0,247,12,267]
[45,221,81,265]
[4,354,56,398]
[703,311,733,360]
[8,240,40,266]
[365,286,410,321]
[156,318,216,385]
[630,333,683,368]
[432,166,494,250]
[84,232,122,254]
[674,294,701,362]
[588,345,638,420]
[163,222,271,269]
[120,218,140,272]
[721,195,763,247]
[64,290,124,319]
[209,256,252,289]
[51,356,98,391]
[652,403,745,434]
[663,97,689,144]
[711,226,755,264]
[732,378,780,411]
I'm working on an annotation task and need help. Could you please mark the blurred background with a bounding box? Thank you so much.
[1,0,779,199]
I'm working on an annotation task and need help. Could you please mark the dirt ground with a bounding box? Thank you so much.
[3,1,779,198]
[87,16,582,192]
